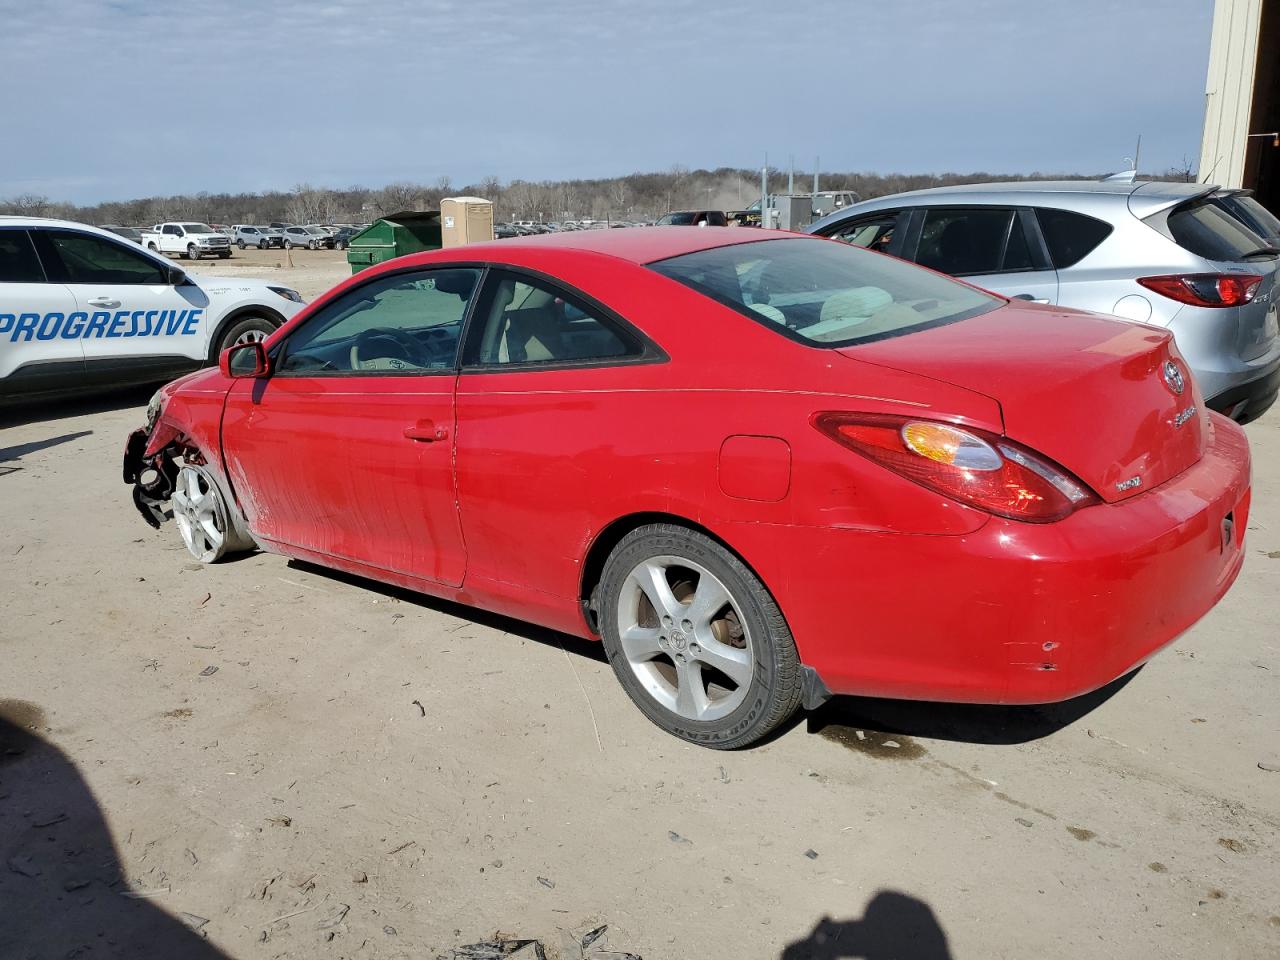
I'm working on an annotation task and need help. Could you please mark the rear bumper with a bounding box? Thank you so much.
[730,414,1252,704]
[1206,359,1280,424]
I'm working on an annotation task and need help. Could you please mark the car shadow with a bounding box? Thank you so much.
[806,668,1139,747]
[0,429,93,462]
[0,701,231,958]
[0,384,154,428]
[284,559,609,663]
[289,561,1134,747]
[780,890,953,959]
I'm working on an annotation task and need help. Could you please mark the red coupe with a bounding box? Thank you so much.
[124,228,1251,748]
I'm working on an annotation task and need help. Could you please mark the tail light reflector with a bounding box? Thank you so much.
[814,414,1098,523]
[1136,274,1262,308]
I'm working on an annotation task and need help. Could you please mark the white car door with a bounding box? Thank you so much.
[34,227,212,385]
[0,227,83,395]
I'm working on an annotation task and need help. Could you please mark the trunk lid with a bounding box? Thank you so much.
[840,303,1207,503]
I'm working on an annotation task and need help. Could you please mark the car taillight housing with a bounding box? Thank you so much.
[814,414,1099,523]
[1136,274,1263,308]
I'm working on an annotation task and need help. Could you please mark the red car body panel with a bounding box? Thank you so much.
[134,229,1252,706]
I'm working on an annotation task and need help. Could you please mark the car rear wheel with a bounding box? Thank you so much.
[598,524,802,748]
[187,244,201,261]
[172,464,252,563]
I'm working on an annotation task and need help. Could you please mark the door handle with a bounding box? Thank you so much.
[404,420,448,442]
[1011,294,1050,304]
[87,297,121,308]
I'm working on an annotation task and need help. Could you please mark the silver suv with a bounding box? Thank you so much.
[232,225,284,249]
[807,181,1280,422]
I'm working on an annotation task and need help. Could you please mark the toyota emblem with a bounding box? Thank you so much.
[1162,360,1185,396]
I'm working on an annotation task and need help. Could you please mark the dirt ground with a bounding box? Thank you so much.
[1,253,1278,959]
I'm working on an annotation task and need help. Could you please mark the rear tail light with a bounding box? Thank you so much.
[1136,274,1263,308]
[814,414,1098,523]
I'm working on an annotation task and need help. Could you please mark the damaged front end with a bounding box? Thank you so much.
[122,414,205,529]
[122,427,178,528]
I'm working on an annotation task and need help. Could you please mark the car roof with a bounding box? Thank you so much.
[809,179,1221,230]
[450,225,777,265]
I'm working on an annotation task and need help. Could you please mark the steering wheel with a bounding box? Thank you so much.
[349,327,432,370]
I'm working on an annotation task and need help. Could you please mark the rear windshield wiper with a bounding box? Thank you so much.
[1239,246,1280,259]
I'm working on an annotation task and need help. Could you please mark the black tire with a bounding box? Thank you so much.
[237,240,246,249]
[258,239,268,249]
[598,524,802,749]
[337,240,348,250]
[215,315,276,358]
[283,240,293,250]
[187,244,201,261]
[309,240,318,250]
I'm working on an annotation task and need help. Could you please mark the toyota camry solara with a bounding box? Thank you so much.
[123,228,1251,748]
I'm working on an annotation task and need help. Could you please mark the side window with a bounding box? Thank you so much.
[914,208,1030,276]
[1035,208,1114,268]
[279,268,480,374]
[44,230,168,284]
[0,231,46,283]
[464,272,638,367]
[163,225,178,235]
[825,213,899,254]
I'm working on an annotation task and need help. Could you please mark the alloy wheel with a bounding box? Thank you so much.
[171,465,227,563]
[616,556,753,722]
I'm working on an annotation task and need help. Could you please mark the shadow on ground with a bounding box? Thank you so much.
[0,384,153,428]
[285,558,608,664]
[808,668,1139,746]
[1,430,94,462]
[0,702,230,958]
[781,890,953,959]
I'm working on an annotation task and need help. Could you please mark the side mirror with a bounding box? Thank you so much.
[219,341,270,379]
[167,266,188,285]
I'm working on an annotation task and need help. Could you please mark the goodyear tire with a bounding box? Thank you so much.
[598,524,801,749]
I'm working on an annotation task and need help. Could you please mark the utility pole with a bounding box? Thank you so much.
[761,154,768,229]
[788,154,795,195]
[813,156,819,195]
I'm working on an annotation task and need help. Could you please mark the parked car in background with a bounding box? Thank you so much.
[808,181,1280,423]
[232,225,283,249]
[280,226,333,250]
[331,226,361,249]
[142,222,233,260]
[656,210,729,227]
[100,225,143,244]
[123,228,1249,749]
[0,217,304,401]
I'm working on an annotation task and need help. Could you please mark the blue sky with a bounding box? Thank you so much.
[0,0,1214,204]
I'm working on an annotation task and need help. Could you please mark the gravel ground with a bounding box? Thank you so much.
[1,254,1278,959]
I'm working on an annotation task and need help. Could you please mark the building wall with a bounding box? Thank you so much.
[1199,0,1265,187]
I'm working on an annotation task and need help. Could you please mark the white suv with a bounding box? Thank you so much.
[0,217,306,401]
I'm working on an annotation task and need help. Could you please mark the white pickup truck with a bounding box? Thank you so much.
[142,222,233,260]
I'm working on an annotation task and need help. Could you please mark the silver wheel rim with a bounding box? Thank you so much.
[171,466,226,562]
[232,327,268,346]
[617,556,754,722]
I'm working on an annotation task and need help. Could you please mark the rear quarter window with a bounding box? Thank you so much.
[1165,200,1271,261]
[1034,208,1113,268]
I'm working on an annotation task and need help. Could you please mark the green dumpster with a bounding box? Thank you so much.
[346,210,443,275]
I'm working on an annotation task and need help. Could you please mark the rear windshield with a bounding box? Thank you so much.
[1211,193,1280,242]
[1165,200,1272,261]
[650,237,1000,347]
